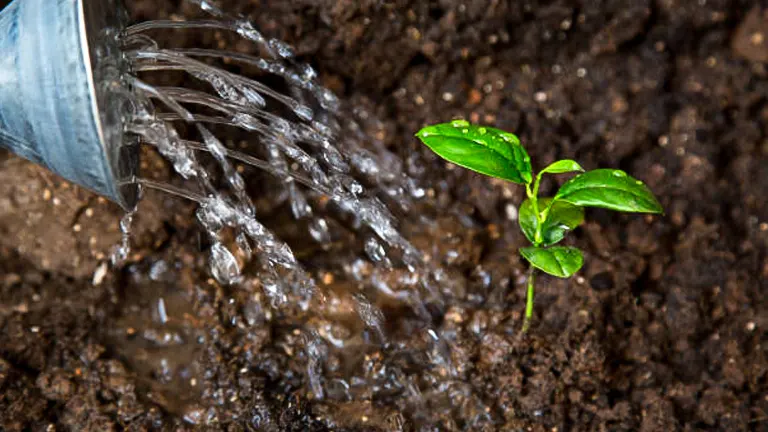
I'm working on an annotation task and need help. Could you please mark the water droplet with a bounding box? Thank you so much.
[319,88,340,111]
[302,332,326,398]
[461,129,468,134]
[478,127,487,134]
[451,119,470,128]
[111,212,134,265]
[309,218,331,243]
[300,64,317,81]
[354,294,385,341]
[195,0,223,15]
[149,260,169,281]
[294,201,315,222]
[421,132,429,137]
[364,237,387,262]
[612,170,627,177]
[293,104,313,121]
[635,180,643,185]
[210,243,241,285]
[110,243,130,266]
[157,297,168,324]
[119,213,134,233]
[268,39,295,59]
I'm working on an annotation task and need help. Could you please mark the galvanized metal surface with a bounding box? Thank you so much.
[0,0,138,209]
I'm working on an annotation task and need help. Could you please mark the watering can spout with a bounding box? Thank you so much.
[0,0,138,210]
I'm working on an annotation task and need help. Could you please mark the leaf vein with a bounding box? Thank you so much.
[552,252,566,276]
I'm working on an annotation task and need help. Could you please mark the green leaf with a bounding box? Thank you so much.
[518,198,539,244]
[553,169,663,214]
[519,198,585,246]
[416,120,533,184]
[539,160,584,175]
[520,246,584,278]
[540,200,585,246]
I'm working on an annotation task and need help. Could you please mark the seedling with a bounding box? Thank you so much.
[416,120,663,332]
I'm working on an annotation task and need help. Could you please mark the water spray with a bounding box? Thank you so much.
[0,0,428,288]
[0,0,472,423]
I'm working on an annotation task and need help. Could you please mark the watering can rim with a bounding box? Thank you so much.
[80,0,139,210]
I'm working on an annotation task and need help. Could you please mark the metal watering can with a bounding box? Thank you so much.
[0,0,138,210]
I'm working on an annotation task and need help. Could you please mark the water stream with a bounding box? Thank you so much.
[121,31,423,284]
[110,0,489,427]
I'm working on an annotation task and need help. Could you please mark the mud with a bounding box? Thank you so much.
[1,0,768,431]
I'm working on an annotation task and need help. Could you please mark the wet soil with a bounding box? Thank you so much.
[2,0,768,430]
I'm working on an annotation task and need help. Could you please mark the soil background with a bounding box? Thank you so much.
[2,0,768,431]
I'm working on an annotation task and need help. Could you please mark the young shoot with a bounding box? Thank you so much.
[416,120,663,332]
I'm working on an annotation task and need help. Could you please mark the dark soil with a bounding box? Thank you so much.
[2,0,768,431]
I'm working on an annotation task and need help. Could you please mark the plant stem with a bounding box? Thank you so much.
[522,267,536,333]
[526,181,543,244]
[532,172,543,199]
[523,173,541,332]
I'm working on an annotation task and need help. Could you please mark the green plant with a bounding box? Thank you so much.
[416,120,663,332]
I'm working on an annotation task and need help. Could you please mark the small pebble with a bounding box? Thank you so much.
[92,262,108,286]
[505,203,518,221]
[322,273,334,285]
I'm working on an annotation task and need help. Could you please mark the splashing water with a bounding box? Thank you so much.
[113,1,484,428]
[120,2,429,295]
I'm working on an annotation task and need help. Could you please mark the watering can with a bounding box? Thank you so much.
[0,0,138,210]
